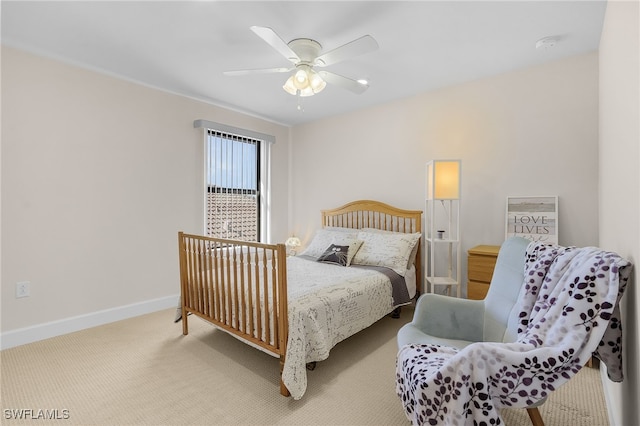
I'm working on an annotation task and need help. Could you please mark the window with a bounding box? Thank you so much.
[206,131,260,241]
[195,120,273,243]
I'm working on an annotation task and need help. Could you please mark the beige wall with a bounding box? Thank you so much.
[1,46,290,334]
[290,52,600,277]
[599,1,640,425]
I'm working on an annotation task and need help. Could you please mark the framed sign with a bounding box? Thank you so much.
[506,196,558,244]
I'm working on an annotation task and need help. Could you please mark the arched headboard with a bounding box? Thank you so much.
[321,199,423,293]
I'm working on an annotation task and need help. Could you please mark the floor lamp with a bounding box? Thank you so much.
[425,159,461,297]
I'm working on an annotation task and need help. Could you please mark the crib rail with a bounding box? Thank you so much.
[178,232,288,359]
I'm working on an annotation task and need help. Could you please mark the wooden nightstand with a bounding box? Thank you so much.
[467,245,500,300]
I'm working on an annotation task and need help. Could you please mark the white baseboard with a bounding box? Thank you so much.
[0,294,179,350]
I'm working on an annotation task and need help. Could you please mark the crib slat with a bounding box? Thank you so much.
[212,241,221,321]
[262,248,270,345]
[247,248,255,338]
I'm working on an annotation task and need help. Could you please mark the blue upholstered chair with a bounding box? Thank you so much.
[397,236,545,426]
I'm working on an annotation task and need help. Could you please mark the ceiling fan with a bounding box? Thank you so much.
[223,26,379,97]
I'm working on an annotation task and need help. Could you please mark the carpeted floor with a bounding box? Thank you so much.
[0,307,609,425]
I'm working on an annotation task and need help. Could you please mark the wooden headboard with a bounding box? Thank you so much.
[321,199,423,294]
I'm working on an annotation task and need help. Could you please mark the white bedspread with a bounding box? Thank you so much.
[283,256,400,399]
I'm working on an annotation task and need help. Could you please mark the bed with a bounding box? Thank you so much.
[178,199,422,399]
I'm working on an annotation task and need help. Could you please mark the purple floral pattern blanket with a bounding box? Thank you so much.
[396,242,632,425]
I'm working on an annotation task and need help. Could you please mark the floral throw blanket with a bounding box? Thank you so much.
[396,242,632,425]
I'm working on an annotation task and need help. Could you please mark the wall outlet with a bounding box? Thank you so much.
[16,281,30,298]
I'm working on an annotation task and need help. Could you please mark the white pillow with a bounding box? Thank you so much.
[360,228,421,269]
[300,229,363,266]
[351,230,421,276]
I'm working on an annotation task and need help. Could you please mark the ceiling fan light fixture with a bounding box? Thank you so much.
[293,67,310,90]
[309,71,326,93]
[283,65,326,96]
[299,86,316,97]
[283,75,298,95]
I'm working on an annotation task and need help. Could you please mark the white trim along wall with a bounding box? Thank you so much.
[1,296,178,350]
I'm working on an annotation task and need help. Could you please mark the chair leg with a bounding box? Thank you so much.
[526,407,544,426]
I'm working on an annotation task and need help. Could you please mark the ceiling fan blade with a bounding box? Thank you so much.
[223,67,291,76]
[318,71,369,94]
[250,26,300,64]
[314,35,378,67]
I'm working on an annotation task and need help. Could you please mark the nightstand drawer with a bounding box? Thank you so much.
[467,245,500,300]
[468,257,498,282]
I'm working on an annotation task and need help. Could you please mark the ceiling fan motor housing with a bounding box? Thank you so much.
[288,38,323,65]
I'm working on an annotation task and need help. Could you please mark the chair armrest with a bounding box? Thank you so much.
[411,293,485,342]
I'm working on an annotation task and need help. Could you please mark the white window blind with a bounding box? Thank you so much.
[195,120,273,242]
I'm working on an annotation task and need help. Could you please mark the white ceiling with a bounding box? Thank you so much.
[1,1,607,126]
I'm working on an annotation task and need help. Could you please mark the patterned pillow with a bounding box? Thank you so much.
[351,231,421,276]
[345,239,364,266]
[299,229,359,258]
[317,244,350,266]
[361,228,421,269]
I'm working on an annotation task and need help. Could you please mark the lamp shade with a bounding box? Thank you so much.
[427,160,461,200]
[293,68,309,90]
[283,76,297,95]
